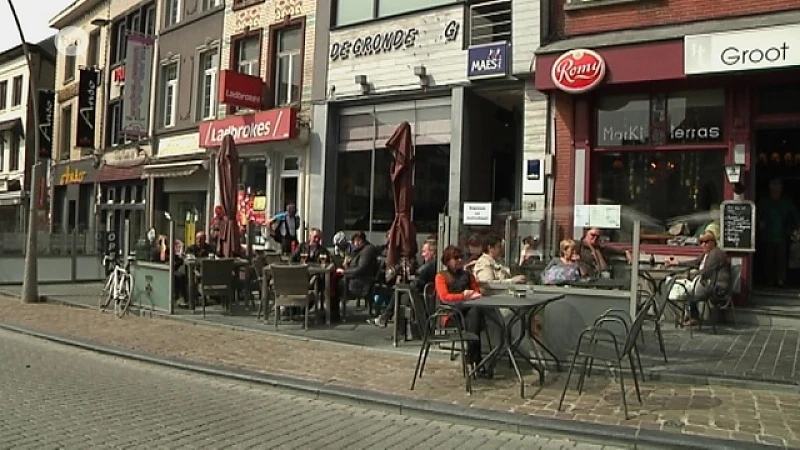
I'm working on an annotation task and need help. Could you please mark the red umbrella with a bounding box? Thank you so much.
[216,134,241,258]
[385,121,417,272]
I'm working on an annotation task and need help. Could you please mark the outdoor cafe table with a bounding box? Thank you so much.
[466,292,565,398]
[262,263,334,325]
[569,278,630,290]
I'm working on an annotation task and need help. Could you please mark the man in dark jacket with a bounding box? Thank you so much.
[336,231,379,307]
[369,239,437,327]
[289,227,331,263]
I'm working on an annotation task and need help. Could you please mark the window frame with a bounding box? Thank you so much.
[0,132,5,171]
[60,105,73,160]
[145,4,157,35]
[8,133,19,171]
[202,0,222,11]
[11,75,23,107]
[228,28,263,114]
[232,0,265,12]
[332,0,460,28]
[64,53,77,83]
[106,100,124,147]
[196,47,219,121]
[112,20,127,64]
[0,80,7,110]
[268,18,305,107]
[86,31,100,67]
[161,62,179,128]
[165,0,181,27]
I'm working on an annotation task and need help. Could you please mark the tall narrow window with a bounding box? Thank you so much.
[0,133,5,171]
[145,5,156,35]
[235,35,260,76]
[113,21,127,63]
[198,49,218,120]
[60,106,73,160]
[9,134,19,171]
[130,12,141,34]
[86,31,100,67]
[0,81,7,110]
[107,101,124,146]
[64,53,76,82]
[274,26,301,106]
[166,0,181,27]
[162,63,178,127]
[11,75,22,106]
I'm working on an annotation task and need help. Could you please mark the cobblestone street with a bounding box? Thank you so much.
[0,328,622,449]
[0,296,797,448]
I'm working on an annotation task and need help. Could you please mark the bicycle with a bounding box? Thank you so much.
[100,253,134,317]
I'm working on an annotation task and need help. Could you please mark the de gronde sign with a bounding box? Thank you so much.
[550,49,606,94]
[198,107,297,147]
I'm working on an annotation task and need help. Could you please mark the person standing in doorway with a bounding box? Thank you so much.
[268,203,300,255]
[758,179,800,287]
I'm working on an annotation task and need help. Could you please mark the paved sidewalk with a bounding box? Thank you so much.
[0,296,796,448]
[10,282,800,387]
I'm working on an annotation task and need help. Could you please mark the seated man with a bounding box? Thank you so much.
[666,231,730,326]
[290,227,331,264]
[153,235,188,307]
[335,231,379,318]
[369,239,437,327]
[577,228,632,278]
[186,231,215,258]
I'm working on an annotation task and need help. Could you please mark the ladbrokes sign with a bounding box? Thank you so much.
[198,108,297,147]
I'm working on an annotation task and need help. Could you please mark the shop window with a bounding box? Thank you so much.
[337,144,450,234]
[233,33,261,77]
[667,90,724,145]
[0,80,7,110]
[469,0,512,46]
[596,94,650,147]
[60,105,72,160]
[593,150,725,241]
[271,24,302,106]
[758,84,800,116]
[11,75,22,107]
[161,62,178,128]
[197,48,219,120]
[334,0,455,27]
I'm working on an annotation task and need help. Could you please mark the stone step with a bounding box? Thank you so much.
[751,288,800,306]
[736,304,800,328]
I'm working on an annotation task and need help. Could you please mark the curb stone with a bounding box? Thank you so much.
[23,290,800,394]
[0,321,781,450]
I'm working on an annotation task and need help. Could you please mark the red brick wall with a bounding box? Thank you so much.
[556,0,799,37]
[552,92,574,241]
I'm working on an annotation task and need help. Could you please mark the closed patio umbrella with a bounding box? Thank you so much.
[385,121,417,278]
[216,134,241,258]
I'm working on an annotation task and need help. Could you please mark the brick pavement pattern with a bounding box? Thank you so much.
[0,296,797,448]
[0,327,623,450]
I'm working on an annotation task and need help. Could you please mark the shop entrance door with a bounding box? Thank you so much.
[277,155,302,228]
[753,125,800,289]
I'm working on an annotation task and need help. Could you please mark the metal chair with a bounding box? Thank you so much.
[199,258,236,318]
[410,296,481,394]
[558,295,652,420]
[270,264,315,330]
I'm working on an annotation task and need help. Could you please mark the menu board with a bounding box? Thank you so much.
[720,200,756,252]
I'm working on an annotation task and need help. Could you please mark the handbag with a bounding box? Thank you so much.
[540,263,581,285]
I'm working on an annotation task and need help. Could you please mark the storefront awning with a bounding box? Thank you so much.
[96,164,144,183]
[0,190,24,206]
[142,160,206,178]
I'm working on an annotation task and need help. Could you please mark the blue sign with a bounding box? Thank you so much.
[467,42,509,80]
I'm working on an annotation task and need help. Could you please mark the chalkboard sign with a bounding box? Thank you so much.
[720,200,756,252]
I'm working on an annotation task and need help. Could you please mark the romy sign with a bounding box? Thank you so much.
[327,5,464,96]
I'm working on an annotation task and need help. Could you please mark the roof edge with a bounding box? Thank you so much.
[50,0,105,29]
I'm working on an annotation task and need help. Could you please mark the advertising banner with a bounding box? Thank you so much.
[122,34,155,137]
[77,68,99,148]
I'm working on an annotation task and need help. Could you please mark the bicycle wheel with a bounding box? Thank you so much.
[100,273,115,310]
[115,274,133,318]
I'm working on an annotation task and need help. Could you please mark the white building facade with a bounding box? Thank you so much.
[310,0,546,253]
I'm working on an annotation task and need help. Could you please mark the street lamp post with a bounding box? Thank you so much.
[7,0,42,303]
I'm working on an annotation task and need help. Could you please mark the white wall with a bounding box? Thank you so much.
[511,0,540,76]
[0,57,30,178]
[327,5,468,98]
[521,81,548,222]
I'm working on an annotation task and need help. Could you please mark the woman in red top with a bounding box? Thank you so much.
[435,245,488,375]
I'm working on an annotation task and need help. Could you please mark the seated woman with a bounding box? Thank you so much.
[434,245,491,378]
[473,234,526,284]
[665,231,730,326]
[540,239,584,285]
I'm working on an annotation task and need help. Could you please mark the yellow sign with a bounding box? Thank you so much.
[60,166,87,185]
